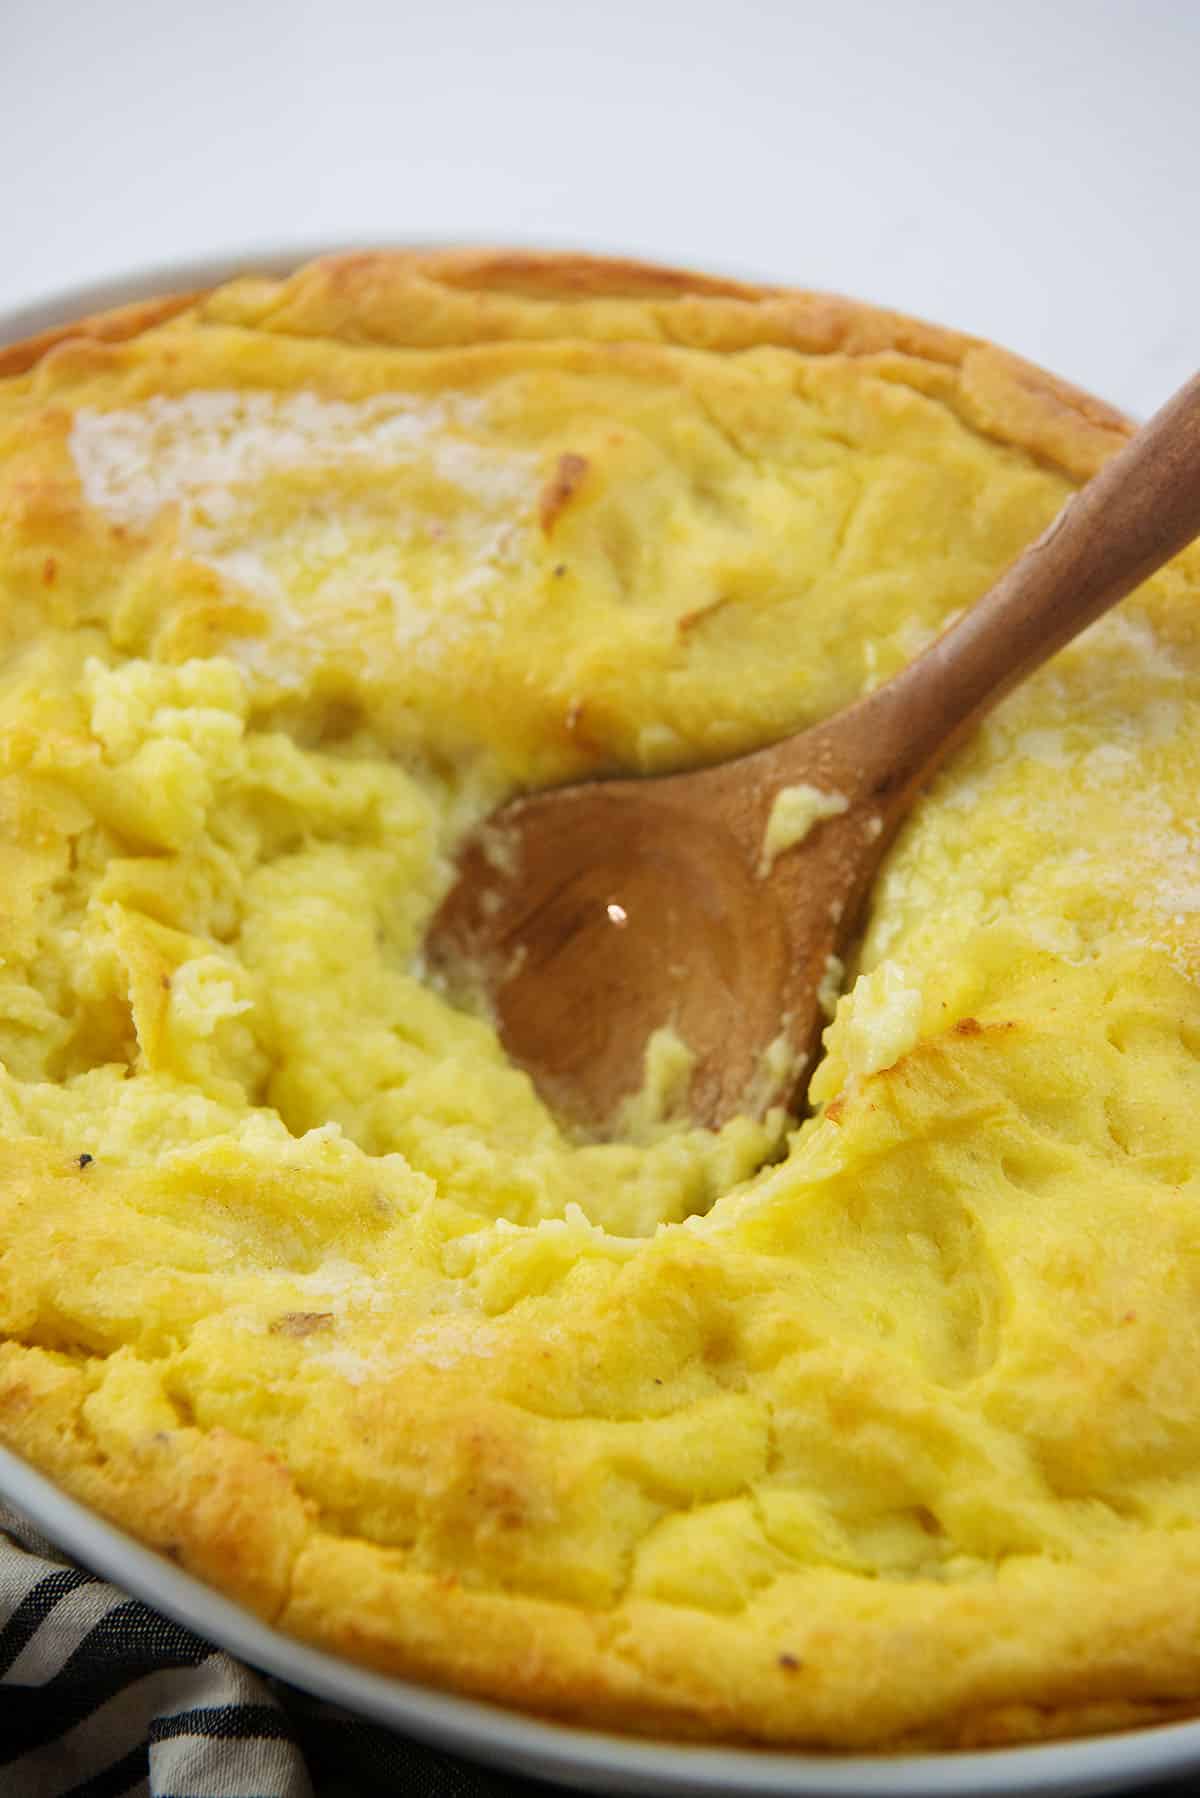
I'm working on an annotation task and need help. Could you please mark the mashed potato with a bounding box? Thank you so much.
[2,252,1200,1747]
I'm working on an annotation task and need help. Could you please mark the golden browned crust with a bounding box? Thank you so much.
[5,1334,1200,1750]
[1,250,1195,1752]
[0,290,206,379]
[188,248,1132,477]
[1,249,1131,477]
[6,1335,1200,1749]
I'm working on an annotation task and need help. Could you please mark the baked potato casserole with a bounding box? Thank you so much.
[1,252,1199,1747]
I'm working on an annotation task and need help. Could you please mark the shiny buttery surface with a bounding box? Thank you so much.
[3,254,1200,1749]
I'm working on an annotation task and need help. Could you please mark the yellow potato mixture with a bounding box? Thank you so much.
[2,252,1200,1748]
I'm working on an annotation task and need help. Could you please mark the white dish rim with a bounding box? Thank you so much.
[2,251,1199,1798]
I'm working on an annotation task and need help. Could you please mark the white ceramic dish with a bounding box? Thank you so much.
[3,257,1200,1798]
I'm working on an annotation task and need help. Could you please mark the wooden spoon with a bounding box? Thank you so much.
[427,372,1200,1134]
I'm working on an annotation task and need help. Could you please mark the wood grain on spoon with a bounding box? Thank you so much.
[427,372,1200,1135]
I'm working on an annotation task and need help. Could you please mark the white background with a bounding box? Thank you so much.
[1,0,1196,416]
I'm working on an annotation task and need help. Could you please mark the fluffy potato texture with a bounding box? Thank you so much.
[2,251,1200,1747]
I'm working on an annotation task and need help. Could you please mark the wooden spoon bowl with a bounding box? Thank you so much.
[428,372,1200,1135]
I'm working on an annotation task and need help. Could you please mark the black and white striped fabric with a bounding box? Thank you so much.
[0,1505,543,1798]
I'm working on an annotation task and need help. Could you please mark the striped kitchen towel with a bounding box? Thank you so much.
[0,1505,540,1797]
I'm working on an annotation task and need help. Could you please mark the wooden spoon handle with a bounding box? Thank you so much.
[867,370,1200,791]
